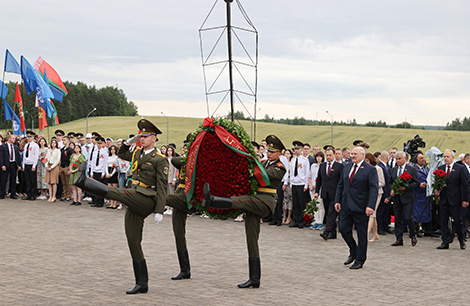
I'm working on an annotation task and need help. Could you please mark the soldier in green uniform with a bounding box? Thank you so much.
[203,134,286,288]
[74,119,168,294]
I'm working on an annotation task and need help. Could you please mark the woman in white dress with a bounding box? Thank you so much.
[365,152,385,241]
[37,137,49,200]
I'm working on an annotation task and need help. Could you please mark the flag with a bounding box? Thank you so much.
[14,82,26,133]
[0,80,8,100]
[50,100,60,125]
[38,106,48,131]
[34,56,68,99]
[3,99,22,135]
[4,49,21,74]
[20,56,54,100]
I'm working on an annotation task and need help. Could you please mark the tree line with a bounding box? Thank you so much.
[1,81,138,130]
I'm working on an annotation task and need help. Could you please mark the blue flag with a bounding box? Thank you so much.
[0,80,8,100]
[3,99,22,135]
[20,56,53,99]
[4,49,21,74]
[43,69,64,102]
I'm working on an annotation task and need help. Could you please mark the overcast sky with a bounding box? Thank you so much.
[2,0,469,125]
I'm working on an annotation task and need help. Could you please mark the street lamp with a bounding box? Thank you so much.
[253,107,261,141]
[25,110,34,132]
[86,108,97,135]
[161,112,169,144]
[326,110,333,146]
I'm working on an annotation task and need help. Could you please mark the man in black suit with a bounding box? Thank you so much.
[334,147,378,269]
[387,151,420,246]
[388,147,398,168]
[0,135,21,199]
[376,151,392,235]
[435,149,469,250]
[315,148,344,240]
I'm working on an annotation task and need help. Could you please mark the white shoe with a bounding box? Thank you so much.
[83,197,92,202]
[234,216,244,222]
[163,210,173,215]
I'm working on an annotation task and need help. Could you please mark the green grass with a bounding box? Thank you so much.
[5,116,470,154]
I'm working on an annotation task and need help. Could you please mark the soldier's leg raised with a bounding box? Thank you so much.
[238,213,261,289]
[166,191,194,280]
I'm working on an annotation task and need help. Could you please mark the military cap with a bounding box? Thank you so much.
[292,140,304,149]
[129,134,135,138]
[106,137,114,143]
[266,135,285,153]
[76,133,84,138]
[168,143,176,149]
[357,141,370,149]
[67,132,76,138]
[96,136,105,144]
[251,141,260,150]
[353,140,363,146]
[91,132,100,138]
[55,129,65,136]
[86,133,92,139]
[26,130,36,137]
[138,119,162,135]
[323,145,335,151]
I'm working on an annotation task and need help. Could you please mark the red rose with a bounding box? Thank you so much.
[72,163,78,168]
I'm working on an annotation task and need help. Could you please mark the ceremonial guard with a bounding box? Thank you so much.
[74,119,168,294]
[22,131,40,200]
[203,135,287,288]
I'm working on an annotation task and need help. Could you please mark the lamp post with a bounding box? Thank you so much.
[161,112,169,144]
[86,108,97,135]
[253,107,261,141]
[326,110,333,146]
[25,110,34,132]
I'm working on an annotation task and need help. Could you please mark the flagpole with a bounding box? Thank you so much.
[0,71,5,101]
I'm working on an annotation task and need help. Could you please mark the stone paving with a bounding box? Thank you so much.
[0,198,468,305]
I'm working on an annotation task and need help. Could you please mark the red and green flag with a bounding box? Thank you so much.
[14,82,26,133]
[50,100,60,126]
[34,56,68,102]
[38,106,48,132]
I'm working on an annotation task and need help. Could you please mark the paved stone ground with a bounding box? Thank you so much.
[0,198,468,305]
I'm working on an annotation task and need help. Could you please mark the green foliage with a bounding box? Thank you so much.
[260,115,358,126]
[366,120,388,127]
[391,121,424,130]
[0,81,138,130]
[444,117,470,131]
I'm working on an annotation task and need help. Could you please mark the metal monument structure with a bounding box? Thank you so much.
[199,0,259,139]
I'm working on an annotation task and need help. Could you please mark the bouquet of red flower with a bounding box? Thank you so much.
[182,117,268,219]
[432,169,447,204]
[303,199,318,224]
[71,163,78,169]
[388,171,413,201]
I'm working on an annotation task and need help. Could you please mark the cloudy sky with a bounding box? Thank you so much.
[2,0,469,125]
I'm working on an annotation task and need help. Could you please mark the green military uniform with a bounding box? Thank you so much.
[203,134,287,288]
[73,119,168,295]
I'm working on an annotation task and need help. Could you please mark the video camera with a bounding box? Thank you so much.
[403,134,426,163]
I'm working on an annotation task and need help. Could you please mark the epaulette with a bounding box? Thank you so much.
[153,152,166,158]
[276,162,284,167]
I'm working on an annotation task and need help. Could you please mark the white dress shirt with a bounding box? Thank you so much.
[22,141,40,168]
[289,155,310,188]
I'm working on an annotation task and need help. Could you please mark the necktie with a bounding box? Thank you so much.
[349,164,358,183]
[10,144,14,162]
[327,162,331,176]
[96,149,100,166]
[90,146,95,161]
[294,157,298,177]
[398,166,403,177]
[447,165,450,178]
[26,143,30,158]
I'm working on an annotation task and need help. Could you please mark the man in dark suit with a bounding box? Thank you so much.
[315,148,344,240]
[387,151,420,246]
[0,134,21,199]
[377,151,392,235]
[334,147,378,269]
[435,149,469,250]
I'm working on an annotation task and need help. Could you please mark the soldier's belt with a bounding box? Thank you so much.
[178,184,186,189]
[132,180,155,189]
[256,187,277,194]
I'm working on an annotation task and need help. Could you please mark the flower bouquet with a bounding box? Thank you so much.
[388,171,413,201]
[182,117,269,219]
[432,169,447,205]
[303,198,319,225]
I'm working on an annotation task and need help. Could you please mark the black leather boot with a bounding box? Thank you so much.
[73,162,108,198]
[238,257,260,288]
[171,250,191,280]
[126,259,149,294]
[202,183,233,209]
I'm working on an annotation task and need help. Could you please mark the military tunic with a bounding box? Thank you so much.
[105,143,168,260]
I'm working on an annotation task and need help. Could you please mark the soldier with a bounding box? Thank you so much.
[74,119,168,294]
[55,129,65,149]
[203,134,287,288]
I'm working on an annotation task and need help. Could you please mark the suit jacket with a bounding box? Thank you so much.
[335,161,378,213]
[0,143,21,169]
[438,163,469,206]
[315,161,344,200]
[390,163,419,204]
[378,161,391,198]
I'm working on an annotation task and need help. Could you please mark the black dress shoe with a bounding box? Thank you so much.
[327,232,337,239]
[344,255,355,265]
[460,241,466,250]
[0,195,5,199]
[436,243,449,249]
[28,197,36,201]
[411,236,417,246]
[10,195,17,199]
[378,231,387,235]
[289,223,299,228]
[320,232,328,240]
[276,220,282,226]
[391,240,403,246]
[269,220,278,225]
[22,196,30,200]
[349,262,363,269]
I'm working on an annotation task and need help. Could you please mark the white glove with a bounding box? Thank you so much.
[155,213,163,224]
[125,134,141,145]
